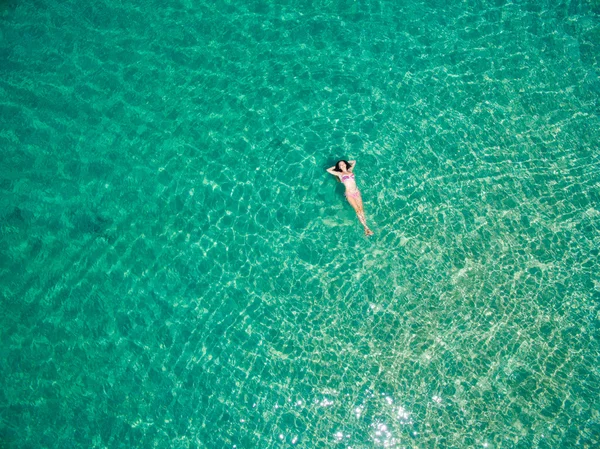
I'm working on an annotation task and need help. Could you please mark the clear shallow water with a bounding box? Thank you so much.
[1,0,599,447]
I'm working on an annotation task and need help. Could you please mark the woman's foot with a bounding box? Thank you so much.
[365,228,374,236]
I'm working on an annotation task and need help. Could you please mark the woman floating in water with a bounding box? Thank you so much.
[326,160,374,236]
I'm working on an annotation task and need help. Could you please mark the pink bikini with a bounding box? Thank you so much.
[341,173,361,199]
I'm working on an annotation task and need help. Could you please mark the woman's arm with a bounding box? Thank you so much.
[326,166,338,176]
[348,160,356,171]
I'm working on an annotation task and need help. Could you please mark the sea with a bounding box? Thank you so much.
[1,0,599,448]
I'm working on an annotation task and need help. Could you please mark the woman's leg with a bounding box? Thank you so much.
[347,194,374,235]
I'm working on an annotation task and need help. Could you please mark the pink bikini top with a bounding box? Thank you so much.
[341,173,355,183]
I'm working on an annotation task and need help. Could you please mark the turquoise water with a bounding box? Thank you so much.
[1,0,599,447]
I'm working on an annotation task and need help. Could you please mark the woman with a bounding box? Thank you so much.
[326,160,374,236]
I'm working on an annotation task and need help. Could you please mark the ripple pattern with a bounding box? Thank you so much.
[1,0,599,448]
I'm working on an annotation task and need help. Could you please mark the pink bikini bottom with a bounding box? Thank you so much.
[345,190,361,200]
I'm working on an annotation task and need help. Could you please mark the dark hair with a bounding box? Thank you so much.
[334,160,351,172]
